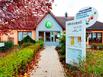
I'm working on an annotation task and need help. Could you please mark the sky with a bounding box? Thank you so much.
[52,0,103,22]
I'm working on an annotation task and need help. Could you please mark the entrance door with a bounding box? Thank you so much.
[38,31,61,46]
[45,32,51,41]
[45,32,60,46]
[45,31,61,42]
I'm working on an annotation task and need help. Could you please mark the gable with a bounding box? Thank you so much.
[36,14,63,31]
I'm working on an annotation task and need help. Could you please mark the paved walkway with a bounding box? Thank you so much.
[30,46,66,77]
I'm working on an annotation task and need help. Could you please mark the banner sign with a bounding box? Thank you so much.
[66,19,86,65]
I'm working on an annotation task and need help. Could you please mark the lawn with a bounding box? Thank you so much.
[0,42,43,77]
[61,49,103,77]
[79,49,103,76]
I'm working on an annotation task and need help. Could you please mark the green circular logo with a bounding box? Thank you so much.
[45,21,52,29]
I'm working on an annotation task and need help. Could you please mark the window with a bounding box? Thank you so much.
[18,32,32,41]
[23,32,28,38]
[88,32,102,43]
[28,32,32,38]
[54,32,60,42]
[97,33,102,42]
[39,32,44,40]
[97,33,102,39]
[92,33,96,39]
[18,32,23,41]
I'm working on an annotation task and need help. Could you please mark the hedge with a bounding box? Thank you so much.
[18,35,36,46]
[0,42,43,77]
[0,41,14,51]
[91,43,103,50]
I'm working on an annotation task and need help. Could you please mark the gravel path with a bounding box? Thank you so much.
[30,46,66,77]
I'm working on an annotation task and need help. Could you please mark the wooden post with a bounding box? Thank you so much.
[102,32,103,44]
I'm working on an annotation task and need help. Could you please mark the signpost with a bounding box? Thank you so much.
[66,19,86,65]
[66,7,98,65]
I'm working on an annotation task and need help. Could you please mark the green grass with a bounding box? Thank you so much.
[56,45,103,76]
[79,50,103,76]
[0,43,42,77]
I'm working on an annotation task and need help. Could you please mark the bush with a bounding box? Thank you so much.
[97,43,103,50]
[91,43,103,50]
[19,36,35,45]
[0,42,43,77]
[55,45,61,51]
[5,41,14,49]
[21,43,32,48]
[35,40,44,48]
[0,41,14,52]
[59,35,65,54]
[56,35,66,63]
[0,47,5,51]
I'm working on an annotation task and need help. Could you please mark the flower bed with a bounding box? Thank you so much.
[0,42,43,77]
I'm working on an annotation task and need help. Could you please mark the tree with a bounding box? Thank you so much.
[0,0,54,35]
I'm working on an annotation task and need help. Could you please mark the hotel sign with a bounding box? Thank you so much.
[66,19,86,65]
[75,7,98,28]
[66,7,98,65]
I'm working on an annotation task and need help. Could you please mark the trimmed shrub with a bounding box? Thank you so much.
[20,36,35,44]
[18,36,36,48]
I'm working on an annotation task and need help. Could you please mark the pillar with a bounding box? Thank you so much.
[102,32,103,44]
[44,32,46,42]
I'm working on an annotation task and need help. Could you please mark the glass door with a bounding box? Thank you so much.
[54,31,60,42]
[46,32,50,41]
[50,32,54,42]
[45,31,61,42]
